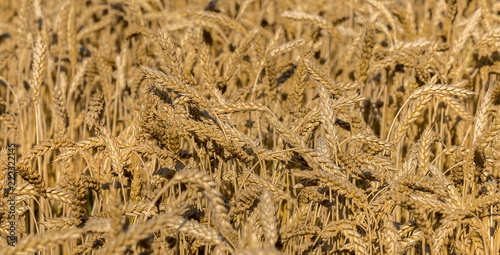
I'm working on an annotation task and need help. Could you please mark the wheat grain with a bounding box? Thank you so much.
[1,1,500,254]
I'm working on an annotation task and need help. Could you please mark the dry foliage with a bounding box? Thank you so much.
[1,0,500,254]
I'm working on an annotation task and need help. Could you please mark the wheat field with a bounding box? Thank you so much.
[1,0,500,254]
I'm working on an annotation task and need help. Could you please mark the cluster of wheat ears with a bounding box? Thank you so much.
[1,0,500,254]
